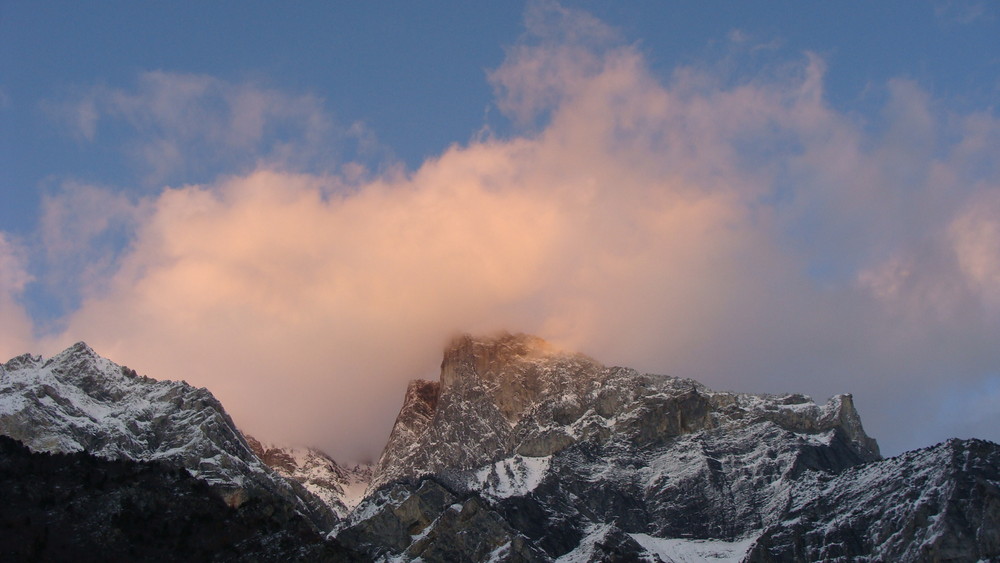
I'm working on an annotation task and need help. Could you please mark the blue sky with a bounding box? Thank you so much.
[5,2,996,220]
[2,1,998,460]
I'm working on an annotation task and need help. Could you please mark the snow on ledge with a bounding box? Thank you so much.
[474,454,552,499]
[629,533,758,562]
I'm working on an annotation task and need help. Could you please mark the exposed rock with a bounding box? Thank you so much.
[337,477,549,562]
[746,438,1000,562]
[336,479,459,557]
[558,523,663,563]
[372,333,880,494]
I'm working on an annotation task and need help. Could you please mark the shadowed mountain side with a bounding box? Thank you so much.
[0,435,367,562]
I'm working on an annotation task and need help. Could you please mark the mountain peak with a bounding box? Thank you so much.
[370,332,882,493]
[52,341,98,361]
[43,341,115,380]
[439,332,591,390]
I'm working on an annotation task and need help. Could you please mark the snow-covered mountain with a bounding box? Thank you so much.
[338,332,999,562]
[371,333,879,492]
[0,342,337,531]
[246,435,372,519]
[2,335,997,562]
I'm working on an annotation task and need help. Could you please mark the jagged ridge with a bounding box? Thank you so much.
[3,335,997,562]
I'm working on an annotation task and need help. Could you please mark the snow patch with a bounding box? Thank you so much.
[629,533,758,562]
[474,454,551,499]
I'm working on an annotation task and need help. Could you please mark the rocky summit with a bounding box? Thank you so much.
[1,334,998,562]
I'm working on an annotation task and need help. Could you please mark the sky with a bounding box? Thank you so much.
[2,1,999,462]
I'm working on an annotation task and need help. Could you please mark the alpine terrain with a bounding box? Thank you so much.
[1,334,998,562]
[337,333,999,562]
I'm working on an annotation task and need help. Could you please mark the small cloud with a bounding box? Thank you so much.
[934,0,993,25]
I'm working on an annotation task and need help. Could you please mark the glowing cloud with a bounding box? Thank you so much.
[16,4,1000,460]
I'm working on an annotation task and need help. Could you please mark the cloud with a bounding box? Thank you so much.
[37,182,150,311]
[934,0,994,25]
[950,188,1000,310]
[29,4,1000,461]
[0,233,35,360]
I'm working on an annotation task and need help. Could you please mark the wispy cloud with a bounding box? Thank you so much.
[934,0,994,25]
[49,72,385,186]
[37,182,150,312]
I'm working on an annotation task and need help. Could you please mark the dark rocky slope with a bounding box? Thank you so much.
[0,435,366,562]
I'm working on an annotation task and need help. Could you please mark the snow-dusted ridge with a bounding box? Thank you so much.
[0,342,337,531]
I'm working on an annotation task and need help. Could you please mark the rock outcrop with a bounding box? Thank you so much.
[371,333,879,488]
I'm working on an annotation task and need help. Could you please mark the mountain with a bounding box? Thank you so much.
[0,342,336,532]
[247,435,373,519]
[2,335,998,562]
[338,333,999,562]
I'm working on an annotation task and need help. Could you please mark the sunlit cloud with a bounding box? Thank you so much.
[11,3,999,461]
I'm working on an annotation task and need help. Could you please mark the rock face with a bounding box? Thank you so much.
[747,438,1000,562]
[372,334,879,493]
[0,435,365,562]
[342,333,998,562]
[247,436,372,519]
[0,342,336,531]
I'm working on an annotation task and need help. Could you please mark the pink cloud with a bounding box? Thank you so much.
[24,4,1000,460]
